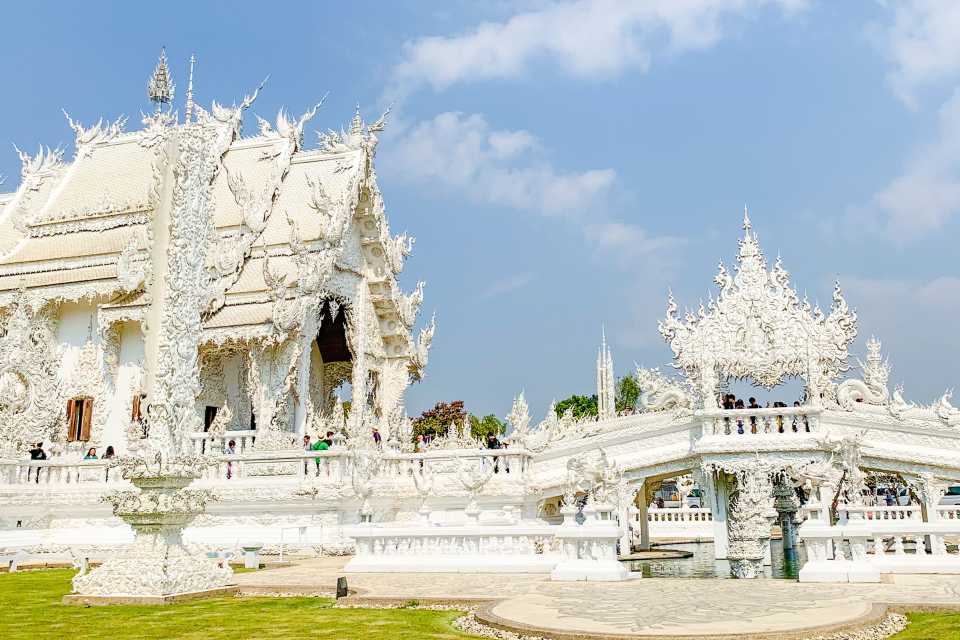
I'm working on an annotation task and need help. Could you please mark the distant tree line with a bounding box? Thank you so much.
[408,373,640,442]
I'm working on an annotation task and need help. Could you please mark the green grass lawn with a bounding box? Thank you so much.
[891,612,960,640]
[0,569,478,640]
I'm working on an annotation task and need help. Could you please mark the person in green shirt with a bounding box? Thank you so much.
[311,437,330,475]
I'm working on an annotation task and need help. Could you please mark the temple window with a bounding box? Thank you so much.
[66,396,93,442]
[131,394,145,422]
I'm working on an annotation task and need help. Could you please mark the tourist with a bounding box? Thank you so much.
[102,446,116,459]
[84,447,98,460]
[748,397,760,433]
[29,442,46,461]
[776,402,785,433]
[28,442,46,483]
[225,439,236,479]
[302,435,312,474]
[735,399,745,434]
[792,401,810,432]
[311,435,330,476]
[372,427,382,449]
[722,394,735,433]
[487,432,502,473]
[325,431,335,448]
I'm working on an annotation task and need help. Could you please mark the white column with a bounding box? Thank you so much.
[617,486,637,555]
[293,335,312,438]
[637,480,651,551]
[709,472,730,560]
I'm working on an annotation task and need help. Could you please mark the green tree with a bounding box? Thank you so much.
[469,414,506,442]
[616,375,640,413]
[554,394,598,419]
[411,400,466,440]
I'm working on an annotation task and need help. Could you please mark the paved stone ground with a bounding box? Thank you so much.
[235,558,960,637]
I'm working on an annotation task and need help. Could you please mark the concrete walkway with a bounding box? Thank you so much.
[235,558,960,638]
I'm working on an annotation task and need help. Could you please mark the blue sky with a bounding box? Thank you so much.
[2,1,960,419]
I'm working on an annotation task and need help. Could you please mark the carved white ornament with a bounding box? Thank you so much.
[659,211,857,404]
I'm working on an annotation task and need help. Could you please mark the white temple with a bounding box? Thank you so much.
[2,54,960,594]
[0,50,432,461]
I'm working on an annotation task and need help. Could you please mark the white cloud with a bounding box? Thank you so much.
[870,0,960,108]
[846,89,960,239]
[381,111,615,216]
[585,222,686,269]
[392,0,807,93]
[478,272,536,299]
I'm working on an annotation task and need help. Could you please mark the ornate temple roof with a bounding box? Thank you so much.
[0,59,428,372]
[659,209,858,391]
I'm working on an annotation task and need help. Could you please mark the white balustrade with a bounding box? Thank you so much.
[551,502,631,581]
[0,447,532,493]
[840,505,921,523]
[702,406,819,436]
[935,505,960,521]
[189,430,258,455]
[799,511,960,583]
[632,506,714,541]
[345,523,560,573]
[0,459,124,487]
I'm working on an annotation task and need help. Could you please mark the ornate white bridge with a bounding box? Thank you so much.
[2,214,960,582]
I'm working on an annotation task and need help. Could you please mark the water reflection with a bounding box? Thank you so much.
[622,540,804,580]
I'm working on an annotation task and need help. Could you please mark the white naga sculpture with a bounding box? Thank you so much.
[635,366,692,412]
[836,336,890,409]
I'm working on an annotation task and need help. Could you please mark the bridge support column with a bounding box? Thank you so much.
[637,480,652,551]
[707,472,730,560]
[617,486,639,555]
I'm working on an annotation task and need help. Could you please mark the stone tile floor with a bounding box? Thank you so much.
[235,557,960,637]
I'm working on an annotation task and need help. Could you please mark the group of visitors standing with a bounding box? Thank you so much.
[720,394,809,434]
[25,442,117,483]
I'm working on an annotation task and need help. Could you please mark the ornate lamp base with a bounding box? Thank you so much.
[66,460,234,604]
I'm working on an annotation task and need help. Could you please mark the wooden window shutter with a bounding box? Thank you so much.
[79,397,93,441]
[66,398,77,442]
[131,394,141,422]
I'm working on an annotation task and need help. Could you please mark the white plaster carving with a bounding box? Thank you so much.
[659,211,857,405]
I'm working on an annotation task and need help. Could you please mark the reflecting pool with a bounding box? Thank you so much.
[622,540,805,579]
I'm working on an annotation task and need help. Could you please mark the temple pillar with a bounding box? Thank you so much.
[706,471,731,560]
[293,327,314,439]
[636,480,652,551]
[726,469,776,578]
[774,479,800,563]
[249,338,300,451]
[617,484,639,555]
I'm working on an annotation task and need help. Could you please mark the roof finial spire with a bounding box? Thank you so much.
[742,204,752,232]
[184,53,197,123]
[147,48,175,113]
[350,103,363,134]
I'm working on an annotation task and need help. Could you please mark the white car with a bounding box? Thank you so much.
[941,486,960,506]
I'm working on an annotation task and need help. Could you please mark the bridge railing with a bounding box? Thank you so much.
[629,506,714,542]
[189,430,258,454]
[799,505,960,582]
[0,448,531,488]
[700,406,820,436]
[0,458,126,486]
[841,505,922,523]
